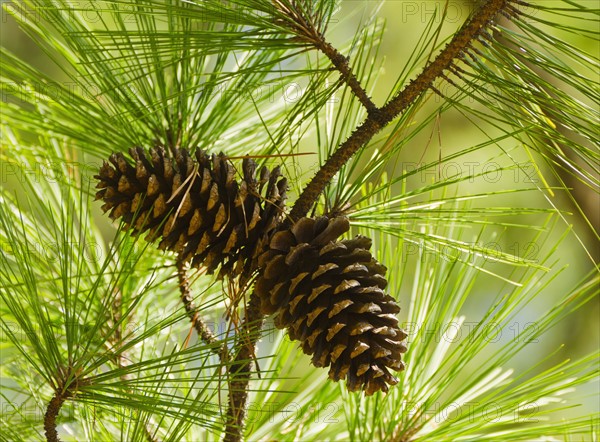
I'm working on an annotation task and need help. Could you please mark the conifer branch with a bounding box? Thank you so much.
[272,0,377,112]
[220,1,518,438]
[223,291,264,442]
[44,390,69,442]
[289,0,516,222]
[315,39,378,113]
[44,374,88,442]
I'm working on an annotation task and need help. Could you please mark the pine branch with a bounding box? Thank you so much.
[44,391,69,442]
[3,1,597,441]
[315,39,378,113]
[272,0,377,112]
[44,373,89,442]
[223,291,264,442]
[289,0,517,222]
[220,1,519,437]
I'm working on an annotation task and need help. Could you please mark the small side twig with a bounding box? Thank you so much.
[176,258,222,355]
[315,39,378,113]
[289,0,514,222]
[223,292,264,442]
[272,0,377,112]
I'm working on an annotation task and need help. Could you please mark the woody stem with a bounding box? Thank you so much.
[289,0,515,223]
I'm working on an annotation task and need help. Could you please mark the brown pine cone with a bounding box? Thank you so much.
[254,216,407,395]
[94,146,287,278]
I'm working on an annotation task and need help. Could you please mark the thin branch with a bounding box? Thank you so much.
[44,390,69,442]
[289,0,516,222]
[223,291,264,442]
[176,258,223,355]
[316,39,378,113]
[272,0,377,112]
[43,373,88,442]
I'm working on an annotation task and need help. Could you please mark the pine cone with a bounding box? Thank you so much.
[255,216,407,395]
[95,146,287,278]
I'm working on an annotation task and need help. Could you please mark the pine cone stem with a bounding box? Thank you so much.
[176,257,223,355]
[223,292,264,442]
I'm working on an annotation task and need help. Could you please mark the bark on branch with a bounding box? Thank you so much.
[273,0,377,112]
[222,292,264,442]
[289,0,514,222]
[44,391,69,442]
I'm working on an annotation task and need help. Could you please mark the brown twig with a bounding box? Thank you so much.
[289,0,514,223]
[44,390,70,442]
[272,0,377,112]
[44,372,88,442]
[222,292,264,442]
[316,39,378,113]
[176,258,223,355]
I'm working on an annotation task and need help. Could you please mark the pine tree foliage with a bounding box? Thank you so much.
[1,0,598,441]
